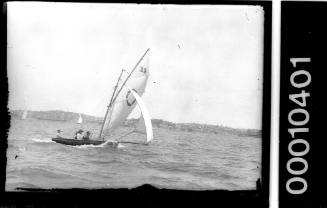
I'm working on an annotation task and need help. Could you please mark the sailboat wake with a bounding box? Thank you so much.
[71,140,125,149]
[32,138,55,144]
[98,140,126,148]
[72,144,101,149]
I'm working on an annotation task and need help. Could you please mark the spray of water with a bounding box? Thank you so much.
[31,138,55,143]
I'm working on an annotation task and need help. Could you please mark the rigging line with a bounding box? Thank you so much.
[115,128,145,142]
[116,130,135,141]
[109,70,125,111]
[101,101,116,139]
[99,69,125,139]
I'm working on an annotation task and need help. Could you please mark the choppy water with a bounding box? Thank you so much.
[6,118,261,191]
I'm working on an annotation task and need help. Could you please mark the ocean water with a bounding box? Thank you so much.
[6,117,261,191]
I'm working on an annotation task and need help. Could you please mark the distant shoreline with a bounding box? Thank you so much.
[10,110,261,137]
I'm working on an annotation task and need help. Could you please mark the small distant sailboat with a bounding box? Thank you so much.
[21,109,28,120]
[77,114,83,124]
[52,49,153,146]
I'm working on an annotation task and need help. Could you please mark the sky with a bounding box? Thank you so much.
[7,2,264,129]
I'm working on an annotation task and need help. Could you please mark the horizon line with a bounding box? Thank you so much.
[10,109,261,131]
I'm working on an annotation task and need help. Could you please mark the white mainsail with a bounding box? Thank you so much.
[101,49,151,143]
[21,110,28,120]
[77,114,83,124]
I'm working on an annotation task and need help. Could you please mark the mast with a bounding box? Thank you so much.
[98,48,150,140]
[98,69,124,139]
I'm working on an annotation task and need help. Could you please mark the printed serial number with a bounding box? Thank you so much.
[286,58,311,195]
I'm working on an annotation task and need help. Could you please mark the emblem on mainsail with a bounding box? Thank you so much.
[126,89,137,106]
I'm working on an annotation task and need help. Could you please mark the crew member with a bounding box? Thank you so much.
[56,129,62,138]
[83,131,91,140]
[75,130,84,140]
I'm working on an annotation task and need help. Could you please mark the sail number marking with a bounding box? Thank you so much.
[140,66,147,73]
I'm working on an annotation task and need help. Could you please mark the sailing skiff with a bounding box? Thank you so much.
[52,137,105,146]
[52,49,153,146]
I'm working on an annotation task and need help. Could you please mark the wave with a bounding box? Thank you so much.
[98,140,121,148]
[71,140,125,149]
[118,143,125,148]
[17,167,65,178]
[15,166,85,181]
[31,138,55,143]
[18,147,26,152]
[72,144,103,149]
[6,182,41,191]
[8,144,16,149]
[90,158,125,165]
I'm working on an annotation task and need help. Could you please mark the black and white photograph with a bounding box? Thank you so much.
[6,2,265,192]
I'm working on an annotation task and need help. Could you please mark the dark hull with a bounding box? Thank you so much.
[52,137,105,146]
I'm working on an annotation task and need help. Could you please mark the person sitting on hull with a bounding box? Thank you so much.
[56,130,62,138]
[83,131,91,141]
[75,130,84,140]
